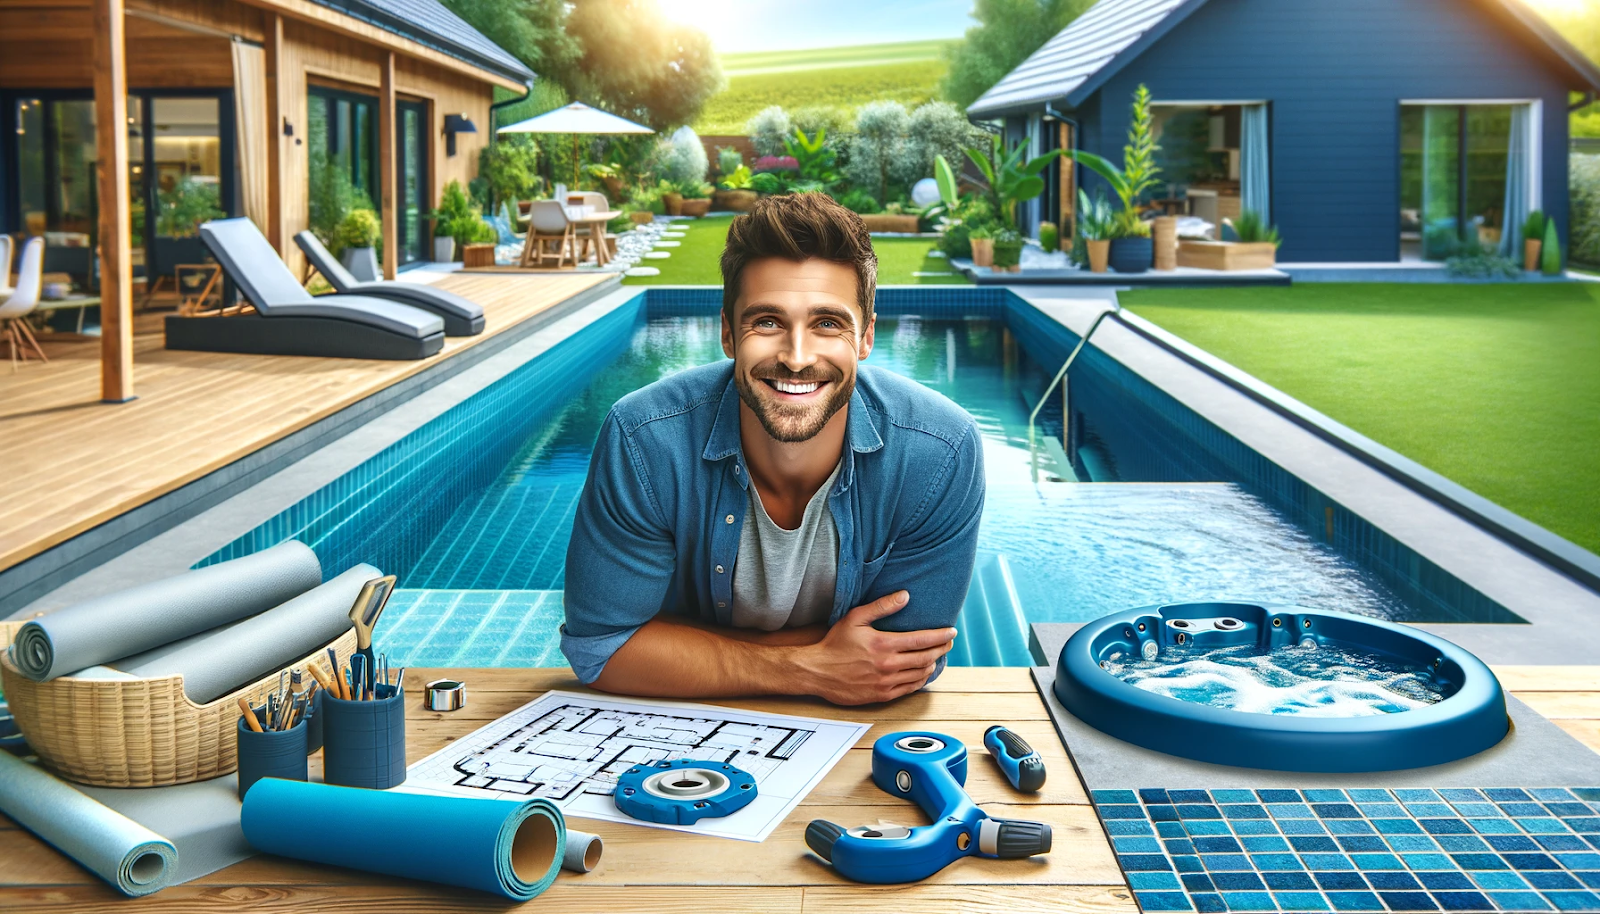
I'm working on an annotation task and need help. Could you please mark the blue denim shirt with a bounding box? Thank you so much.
[561,360,985,684]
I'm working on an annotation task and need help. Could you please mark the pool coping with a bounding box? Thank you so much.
[1007,286,1600,665]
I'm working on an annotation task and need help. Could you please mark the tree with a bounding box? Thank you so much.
[564,0,723,131]
[901,101,984,186]
[941,0,1095,109]
[441,0,581,91]
[847,101,911,205]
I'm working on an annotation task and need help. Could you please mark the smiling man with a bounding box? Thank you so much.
[561,193,984,705]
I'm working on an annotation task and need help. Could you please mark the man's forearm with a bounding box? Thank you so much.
[588,618,825,698]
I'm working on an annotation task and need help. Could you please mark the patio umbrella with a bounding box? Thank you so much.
[497,101,654,189]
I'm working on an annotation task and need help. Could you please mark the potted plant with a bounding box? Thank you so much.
[1523,210,1546,271]
[677,181,714,218]
[662,188,684,216]
[1039,221,1059,253]
[1179,210,1281,270]
[334,208,382,280]
[1067,84,1161,274]
[433,223,456,264]
[1077,190,1114,273]
[969,225,995,267]
[992,228,1024,272]
[1542,217,1562,275]
[154,176,225,274]
[431,180,476,262]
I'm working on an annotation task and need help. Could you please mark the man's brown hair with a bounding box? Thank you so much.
[719,192,878,325]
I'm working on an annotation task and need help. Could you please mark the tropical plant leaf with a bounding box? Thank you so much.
[935,155,960,207]
[1066,149,1130,201]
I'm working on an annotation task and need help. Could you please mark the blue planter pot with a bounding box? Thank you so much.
[1109,237,1152,274]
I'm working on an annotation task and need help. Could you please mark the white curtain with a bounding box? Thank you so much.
[1500,104,1533,257]
[1240,103,1270,220]
[231,39,269,233]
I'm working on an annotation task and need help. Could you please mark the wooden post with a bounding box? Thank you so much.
[264,13,284,254]
[93,0,133,403]
[1058,121,1076,247]
[378,51,397,281]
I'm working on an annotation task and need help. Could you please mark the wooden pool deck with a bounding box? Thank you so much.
[0,665,1597,911]
[0,272,613,578]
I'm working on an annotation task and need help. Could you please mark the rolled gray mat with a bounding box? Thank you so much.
[0,750,177,897]
[117,564,378,704]
[563,830,603,873]
[10,542,322,682]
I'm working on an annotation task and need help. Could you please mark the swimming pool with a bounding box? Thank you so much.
[201,289,1519,668]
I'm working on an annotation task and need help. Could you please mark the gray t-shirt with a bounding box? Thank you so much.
[731,462,840,631]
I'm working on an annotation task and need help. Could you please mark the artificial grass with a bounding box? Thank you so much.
[620,215,969,287]
[1121,283,1600,554]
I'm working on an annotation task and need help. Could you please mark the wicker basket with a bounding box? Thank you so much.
[0,620,356,787]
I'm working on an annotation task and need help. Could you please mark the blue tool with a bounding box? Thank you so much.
[614,759,757,825]
[805,732,1051,883]
[348,575,396,691]
[984,725,1047,793]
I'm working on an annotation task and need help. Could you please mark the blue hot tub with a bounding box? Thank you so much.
[1053,602,1508,772]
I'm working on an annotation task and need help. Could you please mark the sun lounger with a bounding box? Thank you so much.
[293,231,485,336]
[165,218,444,361]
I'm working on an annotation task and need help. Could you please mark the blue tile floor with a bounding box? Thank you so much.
[380,589,566,668]
[1095,788,1600,912]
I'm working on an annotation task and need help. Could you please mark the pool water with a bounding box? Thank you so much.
[1103,642,1447,717]
[374,313,1417,667]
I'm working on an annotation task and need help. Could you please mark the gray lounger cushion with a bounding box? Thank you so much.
[190,218,445,360]
[294,231,485,336]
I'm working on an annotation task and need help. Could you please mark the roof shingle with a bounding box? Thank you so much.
[311,0,536,83]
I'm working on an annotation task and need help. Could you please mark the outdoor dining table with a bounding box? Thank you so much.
[0,666,1124,912]
[569,209,621,267]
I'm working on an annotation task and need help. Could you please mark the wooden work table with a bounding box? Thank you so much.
[0,666,1136,913]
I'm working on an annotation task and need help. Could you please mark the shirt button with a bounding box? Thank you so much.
[715,565,725,574]
[725,514,735,524]
[734,465,742,474]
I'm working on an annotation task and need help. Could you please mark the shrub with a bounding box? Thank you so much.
[793,105,852,156]
[847,100,911,204]
[655,126,709,186]
[746,106,794,158]
[1542,216,1563,275]
[431,179,494,252]
[1038,221,1059,252]
[903,101,982,186]
[836,188,882,214]
[308,152,373,253]
[334,208,381,250]
[675,180,713,200]
[1572,155,1600,266]
[716,146,744,176]
[1446,239,1520,279]
[719,165,753,190]
[936,197,997,260]
[477,135,541,208]
[752,155,798,173]
[1522,209,1547,244]
[1224,210,1281,246]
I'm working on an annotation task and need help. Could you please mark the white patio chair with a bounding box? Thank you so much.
[1,237,48,370]
[0,235,14,299]
[520,200,576,269]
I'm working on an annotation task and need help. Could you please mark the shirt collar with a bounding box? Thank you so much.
[702,371,886,471]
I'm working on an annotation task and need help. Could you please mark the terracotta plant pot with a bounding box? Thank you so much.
[663,192,683,216]
[1525,238,1542,272]
[679,198,712,218]
[713,189,757,212]
[970,238,994,267]
[628,211,654,226]
[1152,216,1178,271]
[1086,239,1110,273]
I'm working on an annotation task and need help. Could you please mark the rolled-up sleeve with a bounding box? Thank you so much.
[864,420,985,680]
[561,412,676,683]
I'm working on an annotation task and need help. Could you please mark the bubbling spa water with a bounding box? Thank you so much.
[1102,642,1446,717]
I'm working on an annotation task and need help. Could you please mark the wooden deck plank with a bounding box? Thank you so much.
[0,273,611,574]
[1510,692,1600,720]
[800,885,1137,914]
[1495,667,1600,692]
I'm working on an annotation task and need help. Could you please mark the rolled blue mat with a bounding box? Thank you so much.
[9,541,322,682]
[241,780,565,901]
[0,750,177,897]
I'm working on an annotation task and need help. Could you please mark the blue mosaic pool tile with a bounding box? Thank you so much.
[1158,822,1189,838]
[1324,890,1384,910]
[1096,790,1141,804]
[1109,820,1157,836]
[1572,791,1600,802]
[1099,789,1600,913]
[1487,891,1550,909]
[1376,891,1437,910]
[1135,892,1194,911]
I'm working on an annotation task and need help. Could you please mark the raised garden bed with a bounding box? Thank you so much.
[1177,240,1278,271]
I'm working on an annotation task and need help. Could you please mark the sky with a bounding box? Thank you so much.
[657,0,974,53]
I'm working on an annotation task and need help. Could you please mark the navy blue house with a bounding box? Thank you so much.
[968,0,1600,264]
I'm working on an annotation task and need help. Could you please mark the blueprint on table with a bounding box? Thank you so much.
[403,690,868,841]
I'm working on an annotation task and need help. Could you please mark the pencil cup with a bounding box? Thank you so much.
[304,689,324,754]
[236,709,308,800]
[321,685,406,789]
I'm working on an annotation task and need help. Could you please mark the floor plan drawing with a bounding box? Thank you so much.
[403,691,869,841]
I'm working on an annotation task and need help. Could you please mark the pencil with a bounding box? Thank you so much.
[238,698,264,733]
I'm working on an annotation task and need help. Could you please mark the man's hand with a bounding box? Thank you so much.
[795,591,956,705]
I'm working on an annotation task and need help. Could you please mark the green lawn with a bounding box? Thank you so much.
[621,216,967,286]
[694,40,953,134]
[1121,283,1600,554]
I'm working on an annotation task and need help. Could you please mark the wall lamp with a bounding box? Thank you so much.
[443,113,477,156]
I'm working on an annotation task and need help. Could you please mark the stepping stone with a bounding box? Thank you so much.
[625,266,661,277]
[653,241,681,248]
[643,251,671,259]
[927,250,948,259]
[661,232,687,238]
[913,271,955,277]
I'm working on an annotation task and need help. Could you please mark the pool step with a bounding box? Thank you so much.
[948,553,1033,667]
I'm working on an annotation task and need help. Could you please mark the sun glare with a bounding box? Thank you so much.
[1523,0,1592,15]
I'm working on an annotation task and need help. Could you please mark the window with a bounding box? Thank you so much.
[1399,104,1513,261]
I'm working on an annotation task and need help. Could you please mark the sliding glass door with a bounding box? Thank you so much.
[397,100,428,267]
[309,85,430,269]
[1399,104,1513,261]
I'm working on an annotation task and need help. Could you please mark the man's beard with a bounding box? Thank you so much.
[734,361,854,443]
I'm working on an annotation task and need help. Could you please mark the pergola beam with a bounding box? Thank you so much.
[92,0,133,403]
